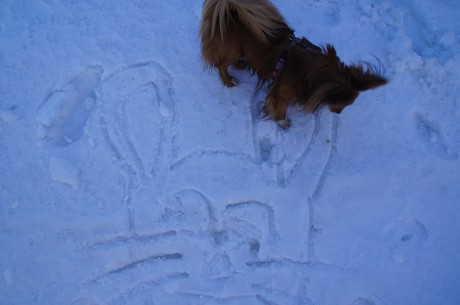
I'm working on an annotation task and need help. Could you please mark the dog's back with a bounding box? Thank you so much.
[200,0,291,85]
[200,0,285,44]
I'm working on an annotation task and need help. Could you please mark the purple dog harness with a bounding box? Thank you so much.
[271,35,321,80]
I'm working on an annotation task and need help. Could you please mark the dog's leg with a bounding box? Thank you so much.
[264,85,294,129]
[277,117,291,129]
[217,65,238,87]
[264,96,291,129]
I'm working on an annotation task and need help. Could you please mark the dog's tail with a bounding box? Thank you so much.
[201,0,286,45]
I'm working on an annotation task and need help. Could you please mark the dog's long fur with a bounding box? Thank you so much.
[200,0,387,127]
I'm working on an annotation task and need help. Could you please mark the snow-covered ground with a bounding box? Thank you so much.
[1,0,459,304]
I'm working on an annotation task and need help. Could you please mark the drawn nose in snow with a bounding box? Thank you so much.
[36,66,103,146]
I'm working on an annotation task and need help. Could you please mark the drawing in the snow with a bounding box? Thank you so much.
[0,1,459,305]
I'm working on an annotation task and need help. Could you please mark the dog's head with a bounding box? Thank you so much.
[306,45,387,114]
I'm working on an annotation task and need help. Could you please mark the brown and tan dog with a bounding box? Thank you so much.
[200,0,387,128]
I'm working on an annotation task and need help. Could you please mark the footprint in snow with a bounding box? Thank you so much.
[415,113,458,160]
[36,66,103,146]
[382,218,428,263]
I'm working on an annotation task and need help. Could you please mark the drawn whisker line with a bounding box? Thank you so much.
[246,257,347,272]
[93,253,183,281]
[256,294,280,305]
[84,230,177,249]
[174,291,256,303]
[253,284,295,303]
[107,272,190,305]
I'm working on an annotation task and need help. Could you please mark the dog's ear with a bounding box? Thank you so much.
[324,44,338,59]
[349,64,387,91]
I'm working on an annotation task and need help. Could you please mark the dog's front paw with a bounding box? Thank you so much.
[277,118,291,130]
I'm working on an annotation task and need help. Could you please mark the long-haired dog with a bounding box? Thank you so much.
[200,0,387,128]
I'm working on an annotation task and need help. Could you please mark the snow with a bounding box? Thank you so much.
[48,156,81,190]
[0,0,459,304]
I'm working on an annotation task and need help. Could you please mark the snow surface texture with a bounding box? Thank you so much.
[1,0,459,304]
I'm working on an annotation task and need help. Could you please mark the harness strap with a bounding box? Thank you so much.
[271,35,321,80]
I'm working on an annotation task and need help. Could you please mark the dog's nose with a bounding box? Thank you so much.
[333,109,342,114]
